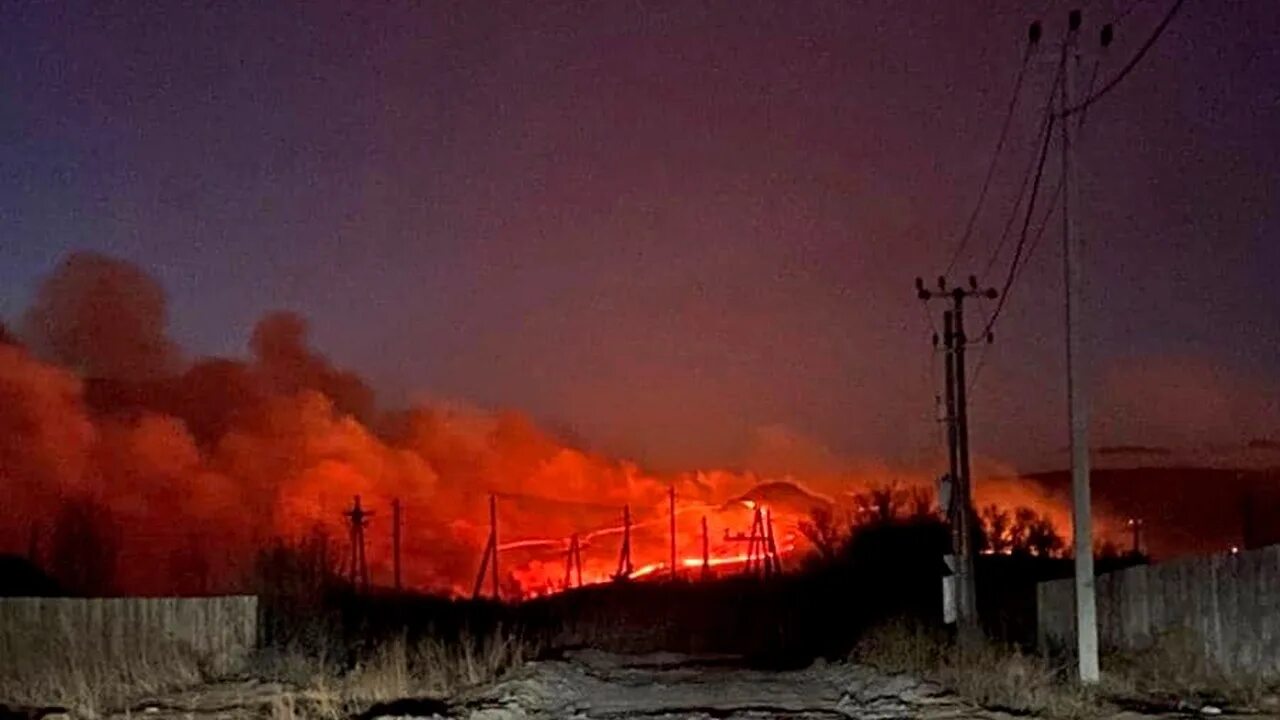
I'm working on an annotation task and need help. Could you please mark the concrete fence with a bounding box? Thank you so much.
[0,596,258,674]
[1038,544,1280,675]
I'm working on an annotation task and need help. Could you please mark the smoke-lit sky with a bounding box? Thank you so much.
[2,0,1277,473]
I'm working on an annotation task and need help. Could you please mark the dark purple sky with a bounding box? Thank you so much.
[2,0,1277,472]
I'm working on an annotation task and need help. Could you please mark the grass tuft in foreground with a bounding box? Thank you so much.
[851,620,1103,719]
[256,626,532,719]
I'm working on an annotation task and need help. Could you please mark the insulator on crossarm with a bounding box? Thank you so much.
[1069,9,1082,32]
[1101,24,1114,48]
[1029,21,1042,45]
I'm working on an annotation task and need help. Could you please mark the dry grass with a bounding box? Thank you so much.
[1100,629,1280,712]
[851,620,1104,719]
[0,619,207,716]
[854,620,1280,717]
[258,626,533,719]
[2,614,528,720]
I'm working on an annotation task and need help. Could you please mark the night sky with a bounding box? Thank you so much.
[2,0,1277,474]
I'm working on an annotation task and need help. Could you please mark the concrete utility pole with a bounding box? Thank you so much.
[1061,8,1100,683]
[917,275,997,634]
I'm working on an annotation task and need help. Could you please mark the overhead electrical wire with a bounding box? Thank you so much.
[1061,0,1187,117]
[980,89,1057,341]
[967,0,1187,394]
[941,39,1039,277]
[967,180,1063,392]
[979,92,1056,280]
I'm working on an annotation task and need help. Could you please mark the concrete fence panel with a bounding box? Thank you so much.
[1038,545,1280,676]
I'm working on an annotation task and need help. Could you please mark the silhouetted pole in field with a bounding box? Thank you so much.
[765,509,781,574]
[392,498,402,591]
[916,276,996,635]
[490,493,499,598]
[1126,517,1143,556]
[701,516,710,580]
[564,533,583,589]
[472,494,500,600]
[614,504,633,580]
[669,485,677,580]
[343,495,373,593]
[726,506,771,578]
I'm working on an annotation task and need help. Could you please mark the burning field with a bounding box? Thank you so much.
[1,253,1082,599]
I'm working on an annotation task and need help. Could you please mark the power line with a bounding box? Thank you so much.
[1062,0,1188,117]
[980,61,1064,279]
[980,85,1059,340]
[942,36,1040,277]
[967,180,1063,393]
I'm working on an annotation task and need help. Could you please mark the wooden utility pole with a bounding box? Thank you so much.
[669,485,677,580]
[564,534,583,589]
[392,498,402,591]
[1126,517,1143,556]
[726,506,772,578]
[489,493,499,599]
[614,504,633,580]
[343,495,373,593]
[765,509,781,574]
[471,494,500,600]
[916,275,997,633]
[701,516,710,580]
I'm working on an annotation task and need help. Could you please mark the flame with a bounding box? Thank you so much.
[0,254,1097,597]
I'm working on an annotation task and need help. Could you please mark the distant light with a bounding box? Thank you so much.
[1230,545,1240,555]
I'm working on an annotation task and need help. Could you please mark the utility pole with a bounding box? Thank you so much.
[489,493,499,599]
[1061,8,1099,684]
[765,509,781,574]
[614,504,634,580]
[917,275,997,634]
[669,485,677,580]
[564,534,583,589]
[471,494,500,600]
[701,516,710,580]
[1126,517,1143,556]
[392,498,402,592]
[343,495,373,593]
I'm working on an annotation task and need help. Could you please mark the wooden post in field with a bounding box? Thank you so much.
[392,498,402,591]
[614,505,633,580]
[762,507,773,573]
[343,495,373,593]
[701,516,710,580]
[564,534,584,589]
[669,485,677,580]
[471,494,500,600]
[489,493,499,600]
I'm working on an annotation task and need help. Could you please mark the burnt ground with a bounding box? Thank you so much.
[87,651,1250,720]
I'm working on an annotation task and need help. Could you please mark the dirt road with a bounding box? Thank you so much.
[107,652,1223,719]
[416,650,1016,719]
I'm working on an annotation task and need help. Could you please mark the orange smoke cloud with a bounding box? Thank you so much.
[0,255,1092,597]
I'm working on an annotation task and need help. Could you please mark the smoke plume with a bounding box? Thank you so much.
[1,253,1087,597]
